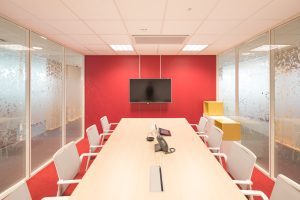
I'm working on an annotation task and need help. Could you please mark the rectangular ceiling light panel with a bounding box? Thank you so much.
[182,44,208,51]
[110,44,133,51]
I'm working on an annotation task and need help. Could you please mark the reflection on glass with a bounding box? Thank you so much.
[217,49,236,116]
[65,49,83,143]
[31,32,63,171]
[0,17,27,193]
[238,33,270,171]
[272,16,300,183]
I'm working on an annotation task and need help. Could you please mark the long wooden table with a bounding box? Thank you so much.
[70,118,246,200]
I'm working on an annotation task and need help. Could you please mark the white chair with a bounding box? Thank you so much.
[213,141,257,190]
[241,174,300,200]
[4,181,69,200]
[199,126,223,153]
[190,116,208,136]
[85,124,105,171]
[100,116,118,133]
[53,142,97,196]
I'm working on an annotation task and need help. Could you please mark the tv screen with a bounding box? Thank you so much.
[130,79,171,103]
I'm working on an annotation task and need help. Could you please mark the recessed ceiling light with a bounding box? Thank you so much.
[182,44,208,51]
[110,44,133,51]
[32,46,43,50]
[40,36,47,40]
[251,45,290,52]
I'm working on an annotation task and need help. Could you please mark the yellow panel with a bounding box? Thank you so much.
[203,101,224,116]
[215,119,241,141]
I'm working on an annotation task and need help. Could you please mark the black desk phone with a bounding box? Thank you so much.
[155,135,175,154]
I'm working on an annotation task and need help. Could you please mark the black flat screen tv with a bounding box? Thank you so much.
[130,79,171,103]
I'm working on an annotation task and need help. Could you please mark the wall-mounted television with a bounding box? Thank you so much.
[130,79,171,103]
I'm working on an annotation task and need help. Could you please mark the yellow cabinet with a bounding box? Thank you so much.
[203,101,224,116]
[214,118,241,141]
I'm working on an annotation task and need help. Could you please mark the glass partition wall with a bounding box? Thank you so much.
[0,16,84,195]
[0,17,27,193]
[238,33,270,171]
[217,15,300,183]
[30,32,64,171]
[217,49,236,117]
[65,49,84,143]
[271,17,300,183]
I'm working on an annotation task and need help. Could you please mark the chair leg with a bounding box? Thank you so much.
[85,148,91,171]
[218,155,223,167]
[248,185,253,200]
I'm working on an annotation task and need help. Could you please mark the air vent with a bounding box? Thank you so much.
[133,35,188,44]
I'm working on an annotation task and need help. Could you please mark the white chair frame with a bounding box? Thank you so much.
[85,124,105,171]
[241,174,300,200]
[53,142,97,196]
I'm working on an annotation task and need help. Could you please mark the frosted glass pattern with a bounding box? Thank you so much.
[238,33,270,171]
[272,16,300,183]
[217,49,235,116]
[0,18,27,193]
[65,49,83,143]
[31,32,63,171]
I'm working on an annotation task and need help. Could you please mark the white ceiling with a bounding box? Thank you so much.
[0,0,299,55]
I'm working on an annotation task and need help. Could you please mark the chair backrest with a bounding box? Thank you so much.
[53,142,81,193]
[86,124,101,150]
[100,116,110,133]
[197,117,208,134]
[270,174,300,200]
[207,126,223,150]
[227,142,257,182]
[4,182,32,200]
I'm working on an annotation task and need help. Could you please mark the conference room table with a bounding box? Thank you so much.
[70,118,247,200]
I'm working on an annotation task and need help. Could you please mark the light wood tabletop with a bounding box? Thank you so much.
[70,118,247,200]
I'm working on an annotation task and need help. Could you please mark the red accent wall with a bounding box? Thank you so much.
[85,55,216,131]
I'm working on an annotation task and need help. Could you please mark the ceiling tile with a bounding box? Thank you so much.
[252,0,300,20]
[85,20,127,34]
[62,0,121,20]
[134,44,158,51]
[196,20,241,35]
[100,35,132,44]
[21,19,62,35]
[46,34,78,46]
[70,35,105,44]
[165,0,219,20]
[0,0,35,20]
[208,35,251,51]
[126,21,162,35]
[85,44,111,51]
[158,44,184,51]
[207,0,272,20]
[162,20,201,35]
[46,20,94,34]
[230,19,280,35]
[187,35,221,45]
[115,0,167,20]
[10,0,78,20]
[92,50,116,55]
